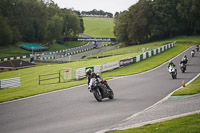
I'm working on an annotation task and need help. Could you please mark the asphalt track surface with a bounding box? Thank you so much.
[0,46,199,133]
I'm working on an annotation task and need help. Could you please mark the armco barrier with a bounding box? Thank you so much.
[76,68,86,80]
[132,57,136,63]
[136,55,140,62]
[102,61,120,72]
[75,42,175,80]
[94,65,102,73]
[0,77,20,89]
[120,59,132,66]
[148,51,152,57]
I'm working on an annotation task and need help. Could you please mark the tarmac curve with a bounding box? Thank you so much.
[0,46,199,133]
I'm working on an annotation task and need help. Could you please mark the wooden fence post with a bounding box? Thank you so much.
[39,75,40,85]
[59,70,60,83]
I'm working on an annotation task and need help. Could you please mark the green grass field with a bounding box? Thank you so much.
[113,113,200,133]
[0,36,199,102]
[83,17,115,38]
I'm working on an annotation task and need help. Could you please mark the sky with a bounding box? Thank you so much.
[52,0,139,14]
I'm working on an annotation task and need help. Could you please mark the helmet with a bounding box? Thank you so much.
[86,69,92,76]
[169,60,172,64]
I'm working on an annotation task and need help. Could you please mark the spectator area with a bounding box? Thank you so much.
[20,44,48,52]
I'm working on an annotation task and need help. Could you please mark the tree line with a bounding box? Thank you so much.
[81,9,113,18]
[0,0,84,46]
[114,0,200,45]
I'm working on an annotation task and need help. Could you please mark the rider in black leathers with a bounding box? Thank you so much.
[181,55,188,64]
[86,69,111,92]
[196,45,199,52]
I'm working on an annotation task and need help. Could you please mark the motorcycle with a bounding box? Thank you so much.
[182,58,188,64]
[179,62,186,73]
[191,50,195,57]
[89,78,114,102]
[168,65,177,79]
[196,45,199,52]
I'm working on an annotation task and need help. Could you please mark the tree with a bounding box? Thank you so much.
[114,12,119,18]
[0,16,13,46]
[177,0,200,35]
[114,11,129,44]
[150,0,180,40]
[62,9,81,37]
[45,15,63,44]
[126,0,153,44]
[79,18,85,33]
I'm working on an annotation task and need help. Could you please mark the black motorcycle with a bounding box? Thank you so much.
[191,50,195,57]
[89,78,114,102]
[180,62,186,73]
[196,45,199,52]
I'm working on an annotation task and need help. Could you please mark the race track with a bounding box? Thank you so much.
[0,46,199,133]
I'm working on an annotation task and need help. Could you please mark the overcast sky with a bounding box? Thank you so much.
[52,0,139,14]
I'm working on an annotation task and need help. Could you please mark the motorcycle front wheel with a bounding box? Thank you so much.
[93,88,102,102]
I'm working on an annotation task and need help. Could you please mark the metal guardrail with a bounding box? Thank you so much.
[0,77,20,89]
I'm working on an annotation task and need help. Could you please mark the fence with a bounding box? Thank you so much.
[0,77,20,89]
[39,71,60,85]
[75,42,175,80]
[62,68,75,81]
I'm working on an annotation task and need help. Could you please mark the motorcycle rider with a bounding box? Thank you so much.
[168,60,177,72]
[181,55,188,64]
[191,49,195,57]
[180,59,187,71]
[86,69,111,92]
[196,45,199,52]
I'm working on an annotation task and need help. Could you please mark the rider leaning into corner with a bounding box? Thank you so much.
[181,55,188,64]
[86,69,111,92]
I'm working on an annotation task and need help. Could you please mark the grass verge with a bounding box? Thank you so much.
[172,77,200,96]
[113,113,200,133]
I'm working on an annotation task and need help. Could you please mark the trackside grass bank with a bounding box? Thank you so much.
[0,36,199,102]
[83,17,115,38]
[172,77,200,96]
[113,113,200,133]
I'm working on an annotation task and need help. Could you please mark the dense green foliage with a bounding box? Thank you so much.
[0,0,84,46]
[114,0,200,45]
